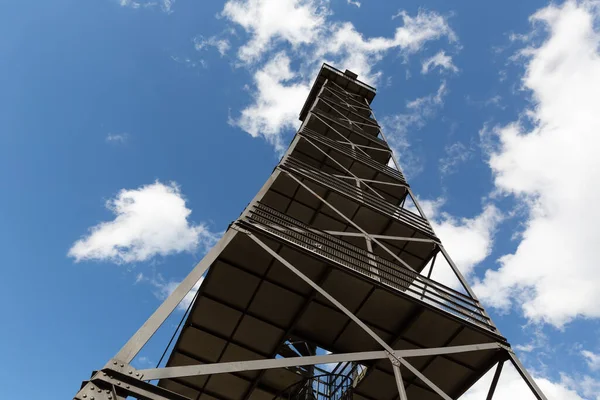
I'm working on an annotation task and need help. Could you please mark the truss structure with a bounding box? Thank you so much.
[73,65,548,400]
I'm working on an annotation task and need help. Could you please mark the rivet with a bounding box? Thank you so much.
[103,373,107,376]
[113,361,117,365]
[126,385,130,389]
[106,390,110,393]
[135,373,139,377]
[90,387,94,391]
[90,397,94,400]
[120,364,124,367]
[83,395,87,398]
[128,371,132,374]
[108,397,112,400]
[98,389,102,393]
[117,382,121,386]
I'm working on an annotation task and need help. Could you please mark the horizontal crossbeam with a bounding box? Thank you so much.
[138,343,503,381]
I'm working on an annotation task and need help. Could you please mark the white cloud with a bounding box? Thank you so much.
[473,0,600,327]
[421,50,458,74]
[106,133,128,143]
[382,82,447,177]
[439,141,473,176]
[194,36,231,56]
[68,181,218,264]
[347,0,360,8]
[231,52,310,152]
[581,350,600,371]
[459,364,585,400]
[418,198,502,289]
[221,0,328,63]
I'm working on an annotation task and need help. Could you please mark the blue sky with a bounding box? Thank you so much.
[1,0,599,398]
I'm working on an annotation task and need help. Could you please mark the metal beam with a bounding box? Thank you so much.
[138,343,503,381]
[486,360,504,400]
[397,357,452,400]
[323,231,437,243]
[508,351,548,400]
[389,356,409,400]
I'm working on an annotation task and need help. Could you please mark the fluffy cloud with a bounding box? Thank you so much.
[221,0,328,63]
[421,50,459,74]
[68,181,218,264]
[231,52,310,152]
[459,364,585,400]
[473,0,600,327]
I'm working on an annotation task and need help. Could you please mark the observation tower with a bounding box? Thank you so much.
[73,64,547,400]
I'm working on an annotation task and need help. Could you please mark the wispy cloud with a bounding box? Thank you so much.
[382,81,448,177]
[581,350,600,371]
[140,272,205,310]
[347,0,360,7]
[439,141,473,176]
[194,35,231,57]
[106,133,129,144]
[118,0,174,13]
[421,50,458,74]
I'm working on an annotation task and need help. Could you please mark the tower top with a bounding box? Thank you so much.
[299,63,376,121]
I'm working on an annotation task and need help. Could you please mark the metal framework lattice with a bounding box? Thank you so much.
[73,65,548,400]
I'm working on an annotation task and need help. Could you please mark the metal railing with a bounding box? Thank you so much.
[239,203,496,333]
[280,157,435,239]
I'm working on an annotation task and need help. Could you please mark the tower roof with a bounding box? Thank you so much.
[299,63,376,122]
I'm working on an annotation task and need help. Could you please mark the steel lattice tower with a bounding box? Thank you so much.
[74,65,548,400]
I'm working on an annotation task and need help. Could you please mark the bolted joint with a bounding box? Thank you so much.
[103,359,144,380]
[386,351,402,367]
[73,381,116,400]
